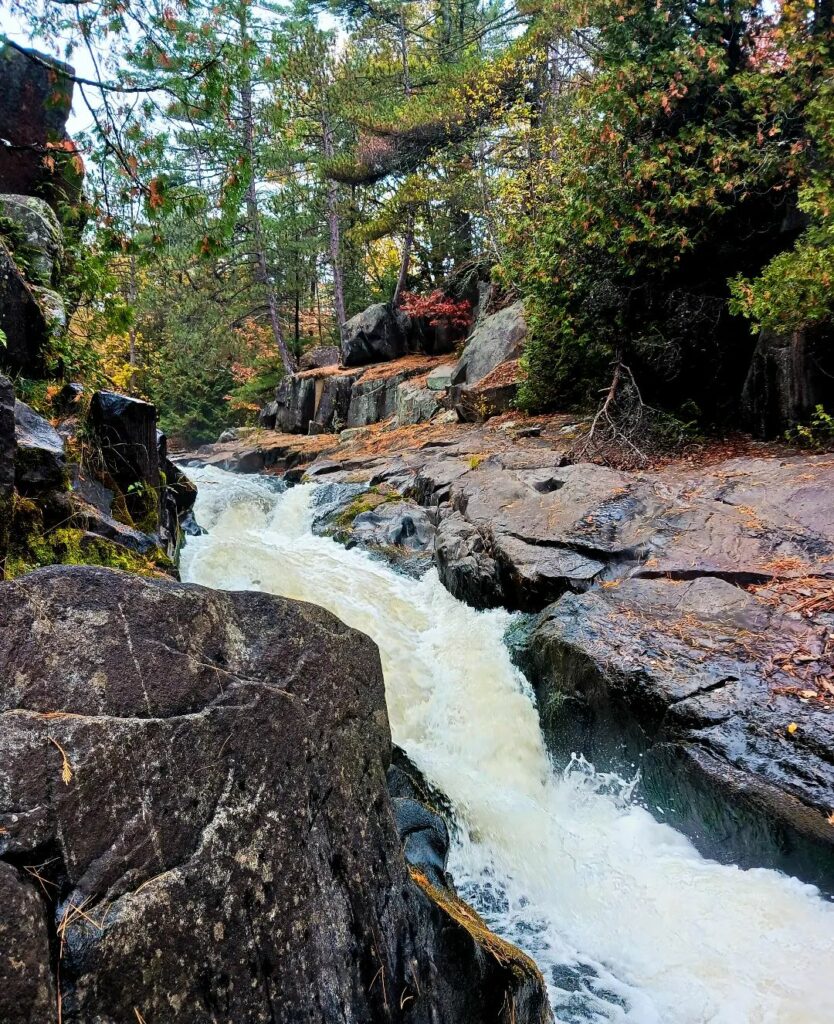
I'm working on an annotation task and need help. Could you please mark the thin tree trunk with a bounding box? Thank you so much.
[127,249,137,393]
[399,10,412,95]
[392,212,414,306]
[322,112,347,337]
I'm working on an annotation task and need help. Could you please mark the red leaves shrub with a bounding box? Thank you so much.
[399,290,472,335]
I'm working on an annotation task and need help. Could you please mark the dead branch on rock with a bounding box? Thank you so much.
[571,360,694,469]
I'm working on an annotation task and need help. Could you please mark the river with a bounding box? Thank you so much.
[180,465,834,1024]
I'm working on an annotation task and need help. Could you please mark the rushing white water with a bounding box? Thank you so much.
[180,465,834,1024]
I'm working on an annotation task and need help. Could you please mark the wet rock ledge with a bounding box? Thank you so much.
[0,565,549,1024]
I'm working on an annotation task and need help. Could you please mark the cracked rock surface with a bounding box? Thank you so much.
[0,565,548,1024]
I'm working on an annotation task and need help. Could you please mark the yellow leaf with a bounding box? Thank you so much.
[786,722,798,735]
[48,736,73,785]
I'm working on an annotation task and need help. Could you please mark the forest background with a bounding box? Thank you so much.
[3,0,832,444]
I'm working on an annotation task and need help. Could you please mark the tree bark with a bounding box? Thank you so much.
[392,212,414,306]
[322,112,347,337]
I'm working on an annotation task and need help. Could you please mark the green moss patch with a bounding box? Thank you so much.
[3,495,170,580]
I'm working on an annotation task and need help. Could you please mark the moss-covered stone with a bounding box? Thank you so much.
[332,488,401,531]
[4,494,170,580]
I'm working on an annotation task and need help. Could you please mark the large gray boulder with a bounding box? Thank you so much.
[524,575,834,892]
[451,301,526,386]
[299,344,341,371]
[341,303,409,367]
[0,566,549,1024]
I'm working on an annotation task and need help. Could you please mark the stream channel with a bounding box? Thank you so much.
[180,465,834,1024]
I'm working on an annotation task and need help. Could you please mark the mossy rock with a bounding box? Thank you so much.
[4,495,171,580]
[331,488,402,532]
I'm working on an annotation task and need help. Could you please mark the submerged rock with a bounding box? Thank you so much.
[0,566,550,1024]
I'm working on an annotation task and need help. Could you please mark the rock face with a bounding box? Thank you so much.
[0,194,63,285]
[263,357,448,436]
[396,378,439,425]
[0,45,78,205]
[0,243,52,377]
[13,399,66,495]
[0,566,549,1024]
[742,327,834,438]
[299,344,341,371]
[88,391,160,527]
[0,376,14,559]
[341,302,409,367]
[454,359,522,422]
[451,301,526,386]
[524,575,834,891]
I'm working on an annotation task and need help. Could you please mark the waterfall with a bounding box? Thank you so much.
[181,465,834,1024]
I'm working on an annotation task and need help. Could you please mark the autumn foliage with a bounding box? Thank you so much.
[398,291,472,336]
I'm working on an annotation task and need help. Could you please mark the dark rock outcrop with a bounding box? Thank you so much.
[346,361,435,428]
[0,375,14,560]
[341,302,409,367]
[451,301,526,386]
[0,566,549,1024]
[87,391,160,527]
[0,45,80,208]
[0,242,52,377]
[742,327,834,438]
[524,575,834,892]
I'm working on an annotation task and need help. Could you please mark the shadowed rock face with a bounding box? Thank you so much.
[524,576,834,892]
[341,303,409,367]
[0,45,77,205]
[0,566,549,1024]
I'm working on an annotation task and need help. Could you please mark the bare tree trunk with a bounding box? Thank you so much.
[392,212,414,306]
[127,249,137,393]
[399,9,412,95]
[322,112,347,337]
[239,17,295,375]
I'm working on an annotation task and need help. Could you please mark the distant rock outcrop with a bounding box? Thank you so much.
[0,44,81,207]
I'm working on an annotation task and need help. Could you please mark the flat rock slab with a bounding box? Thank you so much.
[526,575,834,890]
[0,566,547,1024]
